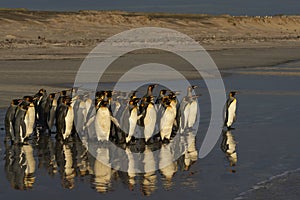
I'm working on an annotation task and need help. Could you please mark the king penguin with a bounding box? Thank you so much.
[126,98,141,144]
[95,100,111,142]
[143,96,157,143]
[139,84,157,126]
[45,93,57,133]
[224,91,238,130]
[160,97,176,141]
[178,86,198,132]
[56,96,74,141]
[74,95,87,136]
[13,101,29,144]
[34,89,47,129]
[4,99,21,142]
[23,96,36,142]
[155,89,168,108]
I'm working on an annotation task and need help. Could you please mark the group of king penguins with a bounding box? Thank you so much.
[86,84,200,145]
[4,84,238,146]
[4,88,73,144]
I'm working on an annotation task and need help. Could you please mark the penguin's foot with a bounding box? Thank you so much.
[145,138,154,145]
[187,127,196,132]
[126,137,132,144]
[64,136,73,143]
[162,138,170,144]
[117,137,126,144]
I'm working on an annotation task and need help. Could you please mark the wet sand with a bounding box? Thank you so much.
[0,61,300,199]
[1,45,300,108]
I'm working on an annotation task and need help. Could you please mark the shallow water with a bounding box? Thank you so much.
[0,62,300,200]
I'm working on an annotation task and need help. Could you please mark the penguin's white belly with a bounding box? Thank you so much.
[160,107,176,140]
[144,104,157,141]
[95,107,111,141]
[64,106,74,140]
[128,108,138,137]
[76,101,86,132]
[85,99,92,115]
[170,101,177,116]
[188,100,198,128]
[226,99,237,127]
[24,106,35,138]
[180,103,190,132]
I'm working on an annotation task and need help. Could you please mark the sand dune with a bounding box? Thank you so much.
[0,9,300,50]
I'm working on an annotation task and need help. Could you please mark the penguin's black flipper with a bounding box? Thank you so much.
[20,119,27,139]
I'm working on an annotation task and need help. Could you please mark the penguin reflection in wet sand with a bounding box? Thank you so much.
[221,130,237,169]
[56,96,74,141]
[224,91,238,130]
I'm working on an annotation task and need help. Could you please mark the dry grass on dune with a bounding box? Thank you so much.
[0,9,300,49]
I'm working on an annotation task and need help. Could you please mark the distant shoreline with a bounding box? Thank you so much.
[1,8,299,16]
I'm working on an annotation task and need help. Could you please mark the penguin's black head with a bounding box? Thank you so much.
[160,89,168,95]
[100,100,109,107]
[192,85,198,89]
[96,91,105,99]
[61,90,67,96]
[72,87,78,93]
[23,96,33,103]
[230,91,237,97]
[38,88,46,94]
[12,99,21,105]
[148,84,157,91]
[162,96,170,104]
[106,90,113,98]
[49,93,56,99]
[168,91,177,100]
[130,98,140,106]
[63,96,72,105]
[129,90,138,99]
[146,96,155,103]
[19,101,30,110]
[33,92,42,99]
